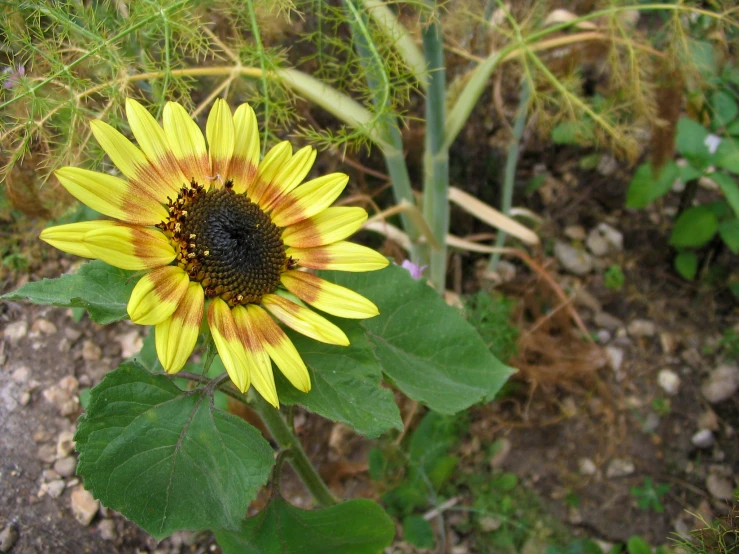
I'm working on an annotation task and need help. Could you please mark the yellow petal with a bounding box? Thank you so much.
[280,270,379,319]
[163,101,209,184]
[247,304,311,393]
[230,103,260,193]
[40,220,119,259]
[259,146,317,211]
[55,167,168,226]
[208,298,250,393]
[248,141,292,201]
[270,173,349,227]
[282,207,368,248]
[90,119,171,204]
[83,224,175,270]
[156,281,204,373]
[287,241,389,272]
[233,305,279,408]
[206,98,235,183]
[125,98,188,195]
[127,266,190,325]
[262,294,349,346]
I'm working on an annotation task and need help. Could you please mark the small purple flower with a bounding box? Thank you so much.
[400,259,428,280]
[3,65,25,89]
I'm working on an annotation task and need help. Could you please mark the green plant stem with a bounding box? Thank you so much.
[250,394,338,507]
[488,80,529,272]
[343,0,422,260]
[421,4,449,293]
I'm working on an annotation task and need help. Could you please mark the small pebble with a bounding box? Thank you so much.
[627,319,656,337]
[554,242,594,275]
[606,458,635,478]
[698,410,719,432]
[605,346,624,373]
[657,369,681,396]
[82,340,102,362]
[691,429,714,449]
[702,364,739,404]
[57,431,76,458]
[706,473,734,500]
[0,524,19,552]
[3,320,28,342]
[578,458,597,476]
[564,225,587,241]
[45,479,66,499]
[64,327,83,342]
[53,456,77,477]
[37,444,57,464]
[594,312,622,330]
[31,318,57,335]
[98,519,117,541]
[11,367,30,383]
[71,486,99,526]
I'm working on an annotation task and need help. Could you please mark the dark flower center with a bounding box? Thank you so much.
[161,181,286,305]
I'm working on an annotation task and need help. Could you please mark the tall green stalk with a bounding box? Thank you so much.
[488,80,529,271]
[250,394,338,507]
[421,4,449,292]
[343,0,422,261]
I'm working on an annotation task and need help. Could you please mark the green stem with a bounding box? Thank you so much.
[343,0,422,260]
[250,394,338,507]
[488,79,529,272]
[421,4,449,293]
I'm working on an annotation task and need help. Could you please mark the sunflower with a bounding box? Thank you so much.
[40,98,388,407]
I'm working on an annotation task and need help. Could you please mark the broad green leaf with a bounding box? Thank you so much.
[711,172,739,217]
[715,138,739,174]
[727,119,739,136]
[326,265,515,414]
[215,497,395,554]
[626,536,652,554]
[675,117,711,168]
[684,40,716,78]
[674,252,698,281]
[719,220,739,253]
[678,163,702,184]
[403,515,435,549]
[711,90,739,128]
[75,362,274,540]
[1,260,136,324]
[669,206,718,248]
[625,162,679,209]
[275,321,402,438]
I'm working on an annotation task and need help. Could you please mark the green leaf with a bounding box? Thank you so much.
[719,219,739,253]
[711,172,739,217]
[678,163,702,184]
[715,138,739,174]
[684,40,716,78]
[551,120,595,145]
[726,119,739,136]
[626,536,652,554]
[215,497,395,554]
[75,361,274,540]
[275,321,402,438]
[403,515,435,549]
[711,90,739,128]
[325,265,515,414]
[1,260,136,324]
[675,117,711,168]
[625,162,679,209]
[674,252,698,281]
[669,206,719,248]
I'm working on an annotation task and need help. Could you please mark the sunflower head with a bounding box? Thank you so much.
[41,98,388,407]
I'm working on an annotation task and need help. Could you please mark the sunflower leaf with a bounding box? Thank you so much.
[75,361,274,540]
[1,260,136,324]
[214,497,395,554]
[325,265,516,414]
[275,321,403,438]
